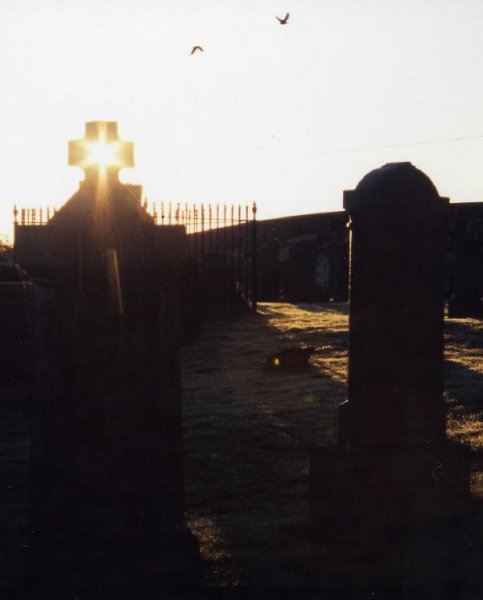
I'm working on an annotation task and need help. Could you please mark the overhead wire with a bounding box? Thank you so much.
[267,133,483,160]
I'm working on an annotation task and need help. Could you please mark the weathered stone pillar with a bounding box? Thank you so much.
[340,162,448,447]
[310,163,470,533]
[29,122,202,592]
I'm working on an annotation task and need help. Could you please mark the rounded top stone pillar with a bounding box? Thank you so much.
[340,162,449,448]
[355,161,438,195]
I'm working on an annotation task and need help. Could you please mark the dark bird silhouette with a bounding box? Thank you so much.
[266,346,316,371]
[190,46,203,55]
[276,13,290,25]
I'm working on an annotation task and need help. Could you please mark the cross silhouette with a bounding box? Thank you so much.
[68,121,134,184]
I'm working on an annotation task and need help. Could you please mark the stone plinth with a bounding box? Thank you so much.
[310,442,470,532]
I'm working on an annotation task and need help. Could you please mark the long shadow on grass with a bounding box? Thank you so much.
[297,302,349,315]
[266,330,350,359]
[182,307,348,585]
[445,359,483,413]
[445,319,483,352]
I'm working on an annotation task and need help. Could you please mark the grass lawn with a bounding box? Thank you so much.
[182,302,483,586]
[1,302,482,590]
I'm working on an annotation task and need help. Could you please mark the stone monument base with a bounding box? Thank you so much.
[309,441,471,534]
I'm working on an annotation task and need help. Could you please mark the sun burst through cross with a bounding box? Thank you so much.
[67,121,135,250]
[68,121,134,184]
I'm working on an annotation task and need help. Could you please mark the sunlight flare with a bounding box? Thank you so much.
[68,121,134,178]
[84,139,121,168]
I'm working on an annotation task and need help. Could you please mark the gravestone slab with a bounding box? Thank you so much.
[310,163,471,539]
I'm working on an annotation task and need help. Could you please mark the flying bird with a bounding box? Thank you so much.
[190,46,203,55]
[276,13,290,25]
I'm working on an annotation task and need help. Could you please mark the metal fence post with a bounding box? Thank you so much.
[200,204,205,259]
[230,205,235,289]
[244,205,250,299]
[237,204,242,294]
[251,202,258,313]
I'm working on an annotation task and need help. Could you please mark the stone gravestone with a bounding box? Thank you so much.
[310,163,470,543]
[447,204,483,318]
[29,122,201,592]
[448,239,483,318]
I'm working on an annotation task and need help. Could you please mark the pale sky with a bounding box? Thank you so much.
[2,0,483,238]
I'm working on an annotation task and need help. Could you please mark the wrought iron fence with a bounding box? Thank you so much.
[14,206,55,225]
[148,202,258,312]
[13,201,259,312]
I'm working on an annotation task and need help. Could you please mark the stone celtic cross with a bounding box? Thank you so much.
[68,121,134,184]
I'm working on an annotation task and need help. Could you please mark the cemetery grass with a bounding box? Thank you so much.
[0,303,482,590]
[182,302,483,587]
